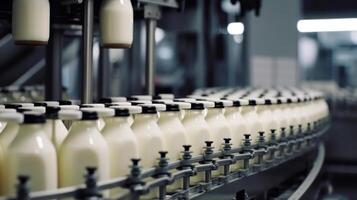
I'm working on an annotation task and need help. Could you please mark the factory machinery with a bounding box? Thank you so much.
[0,0,331,200]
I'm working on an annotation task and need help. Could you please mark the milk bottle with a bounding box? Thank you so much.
[203,99,233,176]
[154,94,175,100]
[17,106,46,114]
[59,110,110,188]
[34,101,59,107]
[171,101,191,121]
[0,143,4,195]
[80,104,106,130]
[131,105,165,168]
[99,97,127,104]
[130,95,153,101]
[243,99,264,145]
[59,105,80,129]
[4,112,57,196]
[104,102,132,107]
[101,106,139,197]
[5,103,34,109]
[273,97,289,140]
[130,100,153,105]
[224,99,249,149]
[256,98,279,143]
[12,0,50,45]
[157,103,188,161]
[181,102,212,184]
[204,100,233,153]
[100,0,133,48]
[109,105,141,126]
[0,109,22,150]
[43,106,68,151]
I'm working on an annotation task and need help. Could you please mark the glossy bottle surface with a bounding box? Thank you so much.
[12,0,50,44]
[59,120,110,187]
[100,0,133,48]
[131,114,165,168]
[102,117,138,196]
[4,124,57,195]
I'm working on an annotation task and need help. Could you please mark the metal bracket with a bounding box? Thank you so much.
[144,5,162,20]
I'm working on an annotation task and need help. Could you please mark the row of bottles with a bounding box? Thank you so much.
[0,89,329,198]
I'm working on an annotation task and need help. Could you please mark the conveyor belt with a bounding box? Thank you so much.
[0,123,329,200]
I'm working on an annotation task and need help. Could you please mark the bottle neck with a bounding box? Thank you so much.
[71,120,98,130]
[104,117,129,125]
[133,113,158,122]
[17,124,44,136]
[240,106,254,114]
[159,111,179,120]
[225,107,238,115]
[185,110,204,118]
[206,108,223,117]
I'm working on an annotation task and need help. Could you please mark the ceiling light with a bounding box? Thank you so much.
[297,18,357,33]
[227,22,244,35]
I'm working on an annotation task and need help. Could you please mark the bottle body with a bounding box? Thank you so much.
[4,124,57,195]
[0,122,20,151]
[43,119,68,151]
[158,112,188,160]
[12,0,50,45]
[102,117,139,197]
[100,0,133,48]
[59,121,110,187]
[131,114,165,168]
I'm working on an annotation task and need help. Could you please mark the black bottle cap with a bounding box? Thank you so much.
[59,100,72,105]
[277,99,282,104]
[23,113,46,124]
[113,108,130,117]
[99,98,113,103]
[190,102,204,110]
[140,105,157,114]
[5,104,22,109]
[127,97,139,101]
[34,102,47,107]
[165,103,180,112]
[46,106,61,119]
[248,100,256,106]
[232,100,241,107]
[82,111,98,120]
[287,98,292,104]
[265,99,272,105]
[214,101,224,108]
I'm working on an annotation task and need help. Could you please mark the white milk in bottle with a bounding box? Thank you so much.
[99,97,127,104]
[156,103,188,192]
[80,104,106,130]
[100,0,133,48]
[202,99,233,176]
[274,97,289,140]
[0,109,22,150]
[181,102,213,184]
[157,103,188,161]
[0,143,4,195]
[4,112,57,196]
[12,0,50,45]
[223,99,249,171]
[101,106,140,197]
[244,99,264,145]
[59,110,110,188]
[131,105,165,168]
[43,106,68,151]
